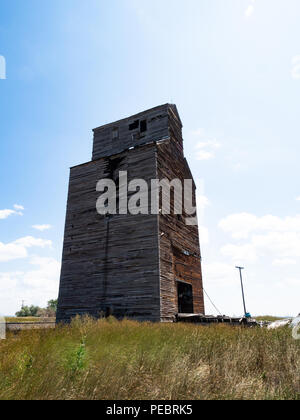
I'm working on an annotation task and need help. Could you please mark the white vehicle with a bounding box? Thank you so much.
[291,314,300,328]
[267,314,300,330]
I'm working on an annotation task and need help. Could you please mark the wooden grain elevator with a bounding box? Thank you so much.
[57,104,205,323]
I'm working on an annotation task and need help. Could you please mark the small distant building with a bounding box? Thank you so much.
[57,104,205,323]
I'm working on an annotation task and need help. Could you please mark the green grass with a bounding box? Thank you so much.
[254,316,287,322]
[5,317,56,324]
[0,317,299,400]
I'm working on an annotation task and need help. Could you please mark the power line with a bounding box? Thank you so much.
[202,287,222,316]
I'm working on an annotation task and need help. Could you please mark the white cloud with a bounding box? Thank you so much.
[199,226,209,245]
[197,194,210,211]
[195,178,210,217]
[296,196,300,202]
[194,179,210,244]
[272,259,297,267]
[0,236,52,262]
[232,162,247,172]
[196,194,210,235]
[14,204,24,211]
[252,231,300,259]
[245,0,256,18]
[0,204,24,219]
[201,259,299,317]
[23,256,61,289]
[0,257,60,316]
[191,128,205,137]
[282,278,300,287]
[219,213,300,239]
[0,243,28,262]
[0,55,6,80]
[195,140,221,161]
[0,209,17,220]
[196,140,221,150]
[0,272,22,289]
[191,129,221,161]
[198,210,300,317]
[222,231,300,264]
[219,212,300,264]
[202,262,237,286]
[221,243,257,264]
[32,224,52,232]
[291,56,300,80]
[245,5,254,18]
[219,213,258,239]
[14,236,52,248]
[196,150,214,161]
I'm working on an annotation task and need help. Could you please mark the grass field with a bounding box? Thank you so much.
[254,316,287,322]
[5,317,56,324]
[0,317,299,400]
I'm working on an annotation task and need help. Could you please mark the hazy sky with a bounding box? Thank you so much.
[0,0,299,316]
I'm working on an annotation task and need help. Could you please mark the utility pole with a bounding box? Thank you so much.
[236,266,248,317]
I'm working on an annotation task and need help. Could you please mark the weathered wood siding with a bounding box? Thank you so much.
[92,104,171,160]
[57,144,161,323]
[157,110,205,322]
[57,103,204,324]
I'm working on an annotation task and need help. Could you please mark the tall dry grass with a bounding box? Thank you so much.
[0,317,299,400]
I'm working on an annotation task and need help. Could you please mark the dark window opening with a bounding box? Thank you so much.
[177,282,194,314]
[129,120,139,131]
[105,307,113,318]
[140,119,147,133]
[108,157,124,178]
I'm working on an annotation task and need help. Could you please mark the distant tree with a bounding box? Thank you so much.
[15,299,58,318]
[47,299,58,312]
[36,299,58,318]
[16,305,40,317]
[36,308,47,318]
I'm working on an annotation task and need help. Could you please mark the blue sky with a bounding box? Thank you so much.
[0,0,299,316]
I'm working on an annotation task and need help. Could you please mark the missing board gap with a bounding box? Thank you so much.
[129,120,139,131]
[140,119,147,133]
